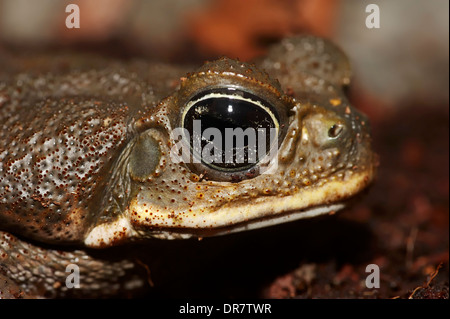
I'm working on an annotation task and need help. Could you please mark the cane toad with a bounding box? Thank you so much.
[0,36,375,298]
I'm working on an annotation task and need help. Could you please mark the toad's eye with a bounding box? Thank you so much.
[181,87,280,181]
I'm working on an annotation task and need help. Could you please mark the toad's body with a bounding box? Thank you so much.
[0,37,375,298]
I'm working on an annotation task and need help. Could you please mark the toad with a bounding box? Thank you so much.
[0,36,375,298]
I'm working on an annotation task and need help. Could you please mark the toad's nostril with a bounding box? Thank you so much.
[328,124,344,138]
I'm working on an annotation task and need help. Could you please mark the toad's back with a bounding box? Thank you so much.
[0,60,190,244]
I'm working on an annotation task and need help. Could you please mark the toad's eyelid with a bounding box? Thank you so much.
[182,91,280,133]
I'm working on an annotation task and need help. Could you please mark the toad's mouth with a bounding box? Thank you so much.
[84,169,374,247]
[134,202,346,240]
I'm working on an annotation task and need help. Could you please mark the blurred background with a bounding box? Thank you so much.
[0,0,448,298]
[0,0,448,110]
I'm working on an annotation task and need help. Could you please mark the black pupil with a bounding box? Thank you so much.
[184,89,277,171]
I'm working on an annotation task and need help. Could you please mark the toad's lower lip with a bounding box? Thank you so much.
[84,170,373,247]
[134,202,346,240]
[132,171,372,230]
